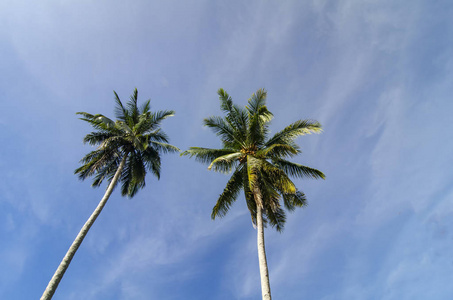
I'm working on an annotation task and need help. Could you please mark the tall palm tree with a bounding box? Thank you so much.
[182,88,325,300]
[41,89,179,300]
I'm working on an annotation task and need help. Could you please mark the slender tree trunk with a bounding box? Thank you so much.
[40,155,128,300]
[256,205,272,300]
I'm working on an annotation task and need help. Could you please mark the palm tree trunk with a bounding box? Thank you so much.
[40,155,128,300]
[256,204,272,300]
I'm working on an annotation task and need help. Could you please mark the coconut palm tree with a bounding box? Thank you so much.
[182,88,324,300]
[41,88,179,300]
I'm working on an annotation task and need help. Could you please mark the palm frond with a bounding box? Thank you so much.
[264,205,286,232]
[116,121,133,135]
[228,105,248,142]
[204,116,243,148]
[133,112,152,134]
[120,152,147,197]
[145,129,170,143]
[211,166,244,219]
[127,88,140,123]
[261,160,296,194]
[247,105,272,147]
[246,89,268,116]
[217,88,248,142]
[150,141,180,154]
[218,88,234,114]
[82,131,114,146]
[242,172,258,225]
[181,147,236,164]
[273,158,325,180]
[113,91,129,122]
[282,191,307,211]
[266,119,322,147]
[98,136,127,152]
[142,146,161,179]
[77,113,116,131]
[140,99,151,115]
[75,148,120,180]
[148,110,176,130]
[257,144,298,159]
[261,171,287,231]
[91,157,120,187]
[208,152,242,173]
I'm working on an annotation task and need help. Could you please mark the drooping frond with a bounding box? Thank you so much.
[273,158,325,180]
[145,129,170,143]
[142,146,161,179]
[150,141,180,154]
[77,113,116,132]
[242,172,258,225]
[75,148,121,180]
[260,159,296,195]
[181,147,236,165]
[282,191,307,211]
[119,150,147,197]
[212,165,244,219]
[98,136,127,152]
[82,131,114,146]
[264,204,286,232]
[91,157,119,187]
[258,172,289,232]
[208,152,242,173]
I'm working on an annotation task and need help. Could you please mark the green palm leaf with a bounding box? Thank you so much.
[212,165,244,219]
[181,147,236,164]
[266,119,322,147]
[208,152,242,173]
[273,158,325,179]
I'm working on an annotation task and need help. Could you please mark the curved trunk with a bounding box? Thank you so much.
[256,196,272,300]
[40,155,128,300]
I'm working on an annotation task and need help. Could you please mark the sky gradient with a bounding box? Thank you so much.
[1,1,452,299]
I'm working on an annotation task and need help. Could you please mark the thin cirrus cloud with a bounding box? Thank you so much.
[0,0,452,299]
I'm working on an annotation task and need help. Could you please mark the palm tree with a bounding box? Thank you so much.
[41,89,179,300]
[182,88,325,300]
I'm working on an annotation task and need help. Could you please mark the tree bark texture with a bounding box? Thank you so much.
[256,200,272,300]
[40,155,128,300]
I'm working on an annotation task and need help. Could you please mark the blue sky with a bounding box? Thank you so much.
[1,1,452,299]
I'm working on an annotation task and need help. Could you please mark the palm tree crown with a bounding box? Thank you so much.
[75,88,179,196]
[41,89,178,300]
[182,88,324,231]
